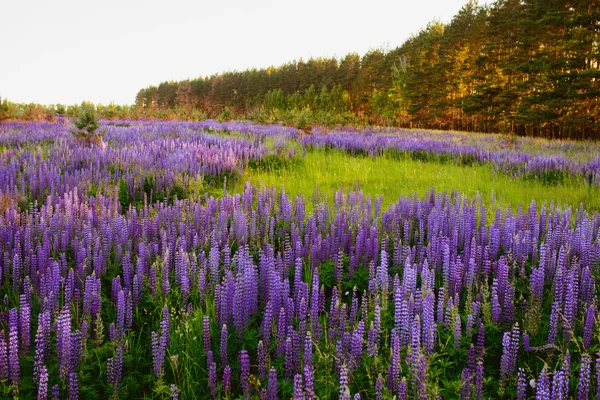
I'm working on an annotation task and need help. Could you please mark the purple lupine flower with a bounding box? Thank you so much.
[268,367,277,400]
[391,331,401,391]
[517,367,526,400]
[262,301,273,347]
[133,274,141,305]
[409,315,422,391]
[461,368,471,400]
[161,304,170,346]
[294,373,304,400]
[523,332,532,352]
[578,353,591,400]
[240,349,251,398]
[367,323,376,357]
[491,291,501,324]
[422,292,435,354]
[536,367,550,400]
[80,320,88,348]
[437,287,445,324]
[69,372,79,400]
[476,323,485,360]
[350,322,364,369]
[500,323,520,385]
[510,323,520,370]
[339,363,350,400]
[19,295,30,353]
[151,331,165,378]
[57,307,72,380]
[8,308,19,387]
[499,332,511,384]
[209,361,217,398]
[444,298,454,332]
[220,324,228,367]
[304,332,314,400]
[0,333,8,382]
[38,364,49,400]
[561,351,570,397]
[51,384,60,400]
[223,364,231,397]
[474,361,484,400]
[203,316,211,354]
[115,289,125,341]
[551,369,565,400]
[547,301,559,345]
[375,374,383,400]
[466,314,474,337]
[454,314,461,349]
[70,329,83,375]
[373,303,381,346]
[107,346,123,396]
[170,384,179,399]
[583,304,595,349]
[397,377,407,400]
[467,345,476,374]
[416,355,428,400]
[285,336,294,378]
[258,340,267,381]
[109,323,116,343]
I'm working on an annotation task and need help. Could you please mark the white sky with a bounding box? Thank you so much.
[1,0,472,105]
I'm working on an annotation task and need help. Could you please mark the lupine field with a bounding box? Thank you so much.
[2,119,600,400]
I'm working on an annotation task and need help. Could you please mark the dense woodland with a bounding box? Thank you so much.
[136,0,600,139]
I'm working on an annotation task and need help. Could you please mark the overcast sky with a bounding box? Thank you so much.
[1,0,473,105]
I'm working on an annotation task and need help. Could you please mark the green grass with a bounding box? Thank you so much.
[235,148,600,213]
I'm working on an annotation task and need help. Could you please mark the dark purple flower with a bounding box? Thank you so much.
[474,361,484,400]
[578,353,591,400]
[461,368,471,400]
[223,364,231,397]
[151,331,165,378]
[517,367,526,400]
[107,346,123,396]
[170,384,179,399]
[339,363,350,400]
[8,308,19,387]
[209,361,217,398]
[240,349,251,398]
[220,324,228,367]
[38,365,48,400]
[268,367,277,400]
[536,367,550,400]
[294,373,304,400]
[454,314,461,349]
[203,316,211,354]
[258,340,267,381]
[551,369,565,400]
[51,384,60,400]
[375,374,383,400]
[304,332,314,400]
[0,333,8,382]
[69,372,79,400]
[397,377,407,400]
[583,304,595,349]
[19,295,30,354]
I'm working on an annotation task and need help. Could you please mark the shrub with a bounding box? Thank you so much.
[71,109,105,146]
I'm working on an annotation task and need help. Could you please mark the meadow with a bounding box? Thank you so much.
[0,119,599,399]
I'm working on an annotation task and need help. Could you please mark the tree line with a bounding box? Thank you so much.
[136,0,600,140]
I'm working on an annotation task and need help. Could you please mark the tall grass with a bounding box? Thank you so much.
[237,148,600,213]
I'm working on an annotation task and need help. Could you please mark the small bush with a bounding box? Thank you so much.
[71,109,105,146]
